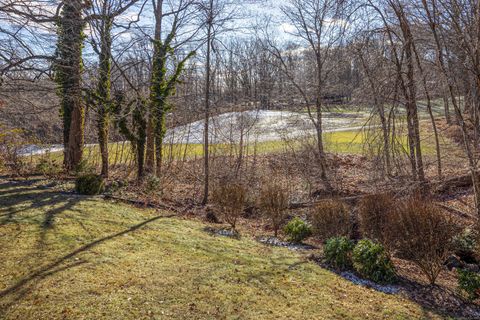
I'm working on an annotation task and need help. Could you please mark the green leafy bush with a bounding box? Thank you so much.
[352,239,395,284]
[452,228,479,263]
[74,159,94,176]
[458,269,480,300]
[145,174,161,194]
[75,174,105,195]
[324,236,354,270]
[284,217,312,243]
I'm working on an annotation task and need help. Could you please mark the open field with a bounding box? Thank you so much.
[0,179,446,320]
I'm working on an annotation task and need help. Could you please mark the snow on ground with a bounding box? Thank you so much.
[18,110,366,156]
[166,110,365,144]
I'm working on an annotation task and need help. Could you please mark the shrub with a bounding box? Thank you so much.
[0,127,28,176]
[284,217,312,243]
[352,239,395,284]
[458,269,480,300]
[452,228,479,263]
[311,199,351,240]
[324,236,354,270]
[145,174,161,195]
[212,181,247,230]
[388,198,459,284]
[258,179,289,236]
[36,155,61,177]
[75,174,105,195]
[74,159,95,176]
[358,193,395,243]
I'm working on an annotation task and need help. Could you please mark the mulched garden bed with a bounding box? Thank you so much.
[308,254,480,319]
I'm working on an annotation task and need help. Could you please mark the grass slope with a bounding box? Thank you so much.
[0,180,444,319]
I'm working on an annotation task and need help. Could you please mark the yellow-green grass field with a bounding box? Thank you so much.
[27,122,459,173]
[0,179,446,319]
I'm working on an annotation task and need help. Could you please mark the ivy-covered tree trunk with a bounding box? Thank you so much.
[115,95,147,180]
[56,0,86,171]
[97,17,113,178]
[150,41,168,176]
[145,116,155,174]
[149,0,195,178]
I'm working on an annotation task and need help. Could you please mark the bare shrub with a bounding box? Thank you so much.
[0,126,29,176]
[258,179,289,236]
[388,197,459,285]
[310,199,351,241]
[445,124,465,144]
[211,181,247,230]
[358,193,395,243]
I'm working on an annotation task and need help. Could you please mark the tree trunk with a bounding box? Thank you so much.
[97,16,112,178]
[145,108,156,175]
[56,0,85,171]
[202,8,213,206]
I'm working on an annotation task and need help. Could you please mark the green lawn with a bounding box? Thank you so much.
[0,179,445,319]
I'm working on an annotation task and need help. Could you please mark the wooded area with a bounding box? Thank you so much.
[3,0,480,319]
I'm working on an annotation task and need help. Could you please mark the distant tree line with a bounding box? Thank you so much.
[1,0,480,212]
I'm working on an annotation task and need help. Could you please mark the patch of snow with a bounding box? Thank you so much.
[339,271,400,294]
[167,110,364,144]
[257,236,317,251]
[17,110,366,156]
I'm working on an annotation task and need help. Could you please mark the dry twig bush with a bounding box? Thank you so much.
[258,178,290,236]
[211,181,247,230]
[358,193,395,243]
[0,126,29,176]
[387,197,460,285]
[310,199,351,241]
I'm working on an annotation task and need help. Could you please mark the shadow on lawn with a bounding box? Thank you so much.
[0,182,83,233]
[0,206,176,315]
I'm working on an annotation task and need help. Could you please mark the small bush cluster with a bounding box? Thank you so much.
[258,179,289,236]
[212,181,247,230]
[458,269,480,300]
[323,237,395,283]
[352,239,396,284]
[324,236,354,270]
[75,174,105,195]
[310,199,351,240]
[145,174,162,195]
[284,217,312,243]
[358,193,394,243]
[388,198,458,284]
[36,155,61,177]
[452,228,479,263]
[74,159,95,176]
[0,127,28,176]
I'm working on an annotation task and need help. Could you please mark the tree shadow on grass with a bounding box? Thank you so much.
[0,212,176,315]
[0,180,83,230]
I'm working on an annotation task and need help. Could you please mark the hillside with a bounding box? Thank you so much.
[0,179,444,320]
